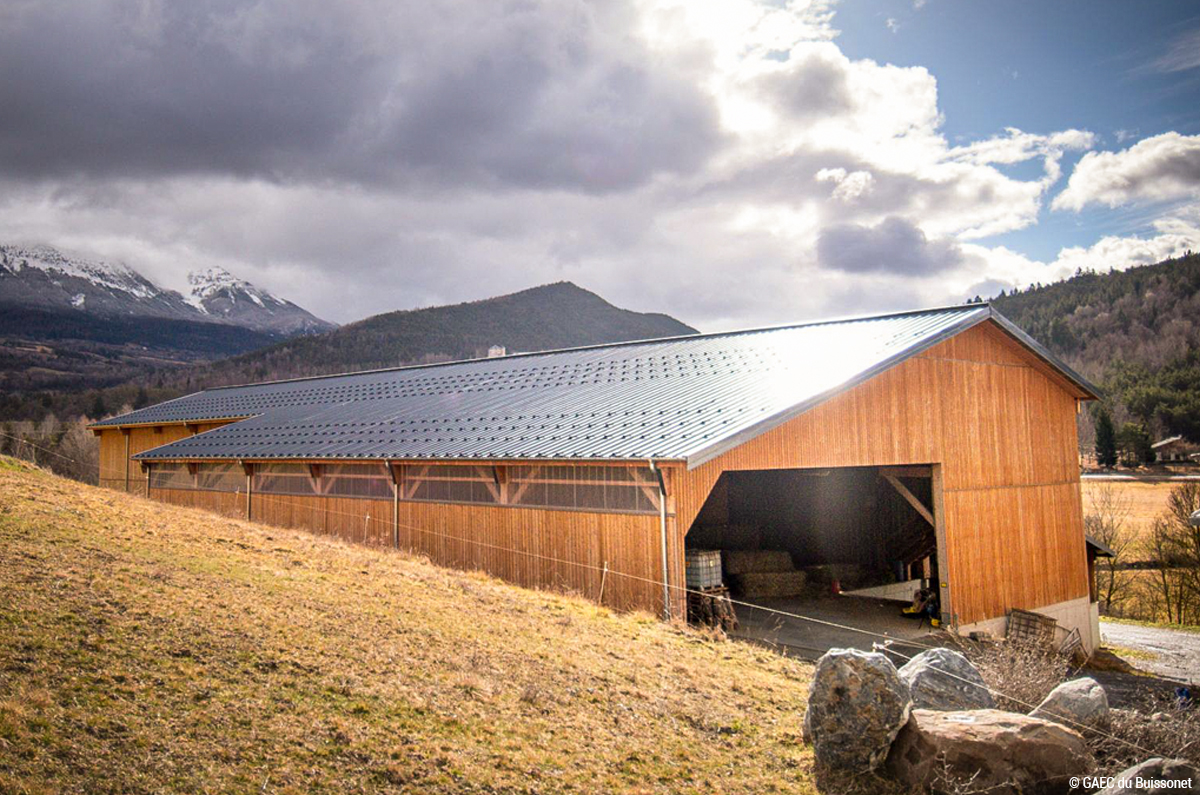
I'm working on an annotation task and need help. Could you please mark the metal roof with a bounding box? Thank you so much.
[109,304,1097,469]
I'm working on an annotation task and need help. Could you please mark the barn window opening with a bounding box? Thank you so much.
[404,465,499,505]
[253,463,318,496]
[509,465,659,514]
[149,462,193,490]
[322,463,392,500]
[197,462,243,492]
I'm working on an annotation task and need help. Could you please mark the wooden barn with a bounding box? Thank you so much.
[92,304,1103,650]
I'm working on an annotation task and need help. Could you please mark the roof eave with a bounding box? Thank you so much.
[682,305,1099,471]
[984,308,1102,401]
[682,307,994,470]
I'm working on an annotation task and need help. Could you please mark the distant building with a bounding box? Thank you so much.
[1151,435,1200,463]
[487,345,506,358]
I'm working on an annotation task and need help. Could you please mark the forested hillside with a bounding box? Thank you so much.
[992,251,1200,441]
[1,282,696,422]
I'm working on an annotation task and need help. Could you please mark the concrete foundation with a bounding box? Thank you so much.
[958,595,1100,654]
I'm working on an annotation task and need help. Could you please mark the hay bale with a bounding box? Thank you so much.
[730,570,807,598]
[723,549,794,575]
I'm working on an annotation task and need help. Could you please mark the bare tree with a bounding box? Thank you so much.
[1145,482,1200,625]
[1083,484,1134,614]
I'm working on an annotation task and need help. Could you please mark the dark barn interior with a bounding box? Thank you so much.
[685,465,941,654]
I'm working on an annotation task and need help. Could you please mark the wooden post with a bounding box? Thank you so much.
[931,463,953,628]
[122,428,131,492]
[389,463,403,550]
[650,460,670,621]
[241,461,253,521]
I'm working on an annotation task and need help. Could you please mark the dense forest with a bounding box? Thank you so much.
[991,251,1200,451]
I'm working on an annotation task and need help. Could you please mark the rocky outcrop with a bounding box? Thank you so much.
[803,648,912,772]
[884,709,1094,795]
[1097,758,1199,794]
[898,648,995,711]
[1029,677,1109,730]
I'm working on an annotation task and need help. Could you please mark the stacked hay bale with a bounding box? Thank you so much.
[723,549,807,598]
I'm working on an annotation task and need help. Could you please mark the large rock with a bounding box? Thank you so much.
[1029,677,1109,729]
[1097,758,1200,794]
[898,648,995,711]
[884,709,1094,795]
[803,648,912,772]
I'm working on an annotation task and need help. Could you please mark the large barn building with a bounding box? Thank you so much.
[92,304,1103,650]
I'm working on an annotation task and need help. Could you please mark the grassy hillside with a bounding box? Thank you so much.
[991,252,1200,439]
[0,459,814,794]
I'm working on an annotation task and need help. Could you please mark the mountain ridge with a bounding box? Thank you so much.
[0,280,698,421]
[0,244,334,334]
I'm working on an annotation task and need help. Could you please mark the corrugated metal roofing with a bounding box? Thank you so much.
[109,304,1095,468]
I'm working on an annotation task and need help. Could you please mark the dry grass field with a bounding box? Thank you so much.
[0,458,817,794]
[1081,479,1178,543]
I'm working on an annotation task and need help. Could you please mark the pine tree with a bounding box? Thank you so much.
[1095,407,1118,468]
[89,393,106,420]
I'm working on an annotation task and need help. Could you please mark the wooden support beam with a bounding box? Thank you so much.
[240,461,253,521]
[931,464,953,628]
[122,428,131,493]
[882,474,935,527]
[878,465,932,478]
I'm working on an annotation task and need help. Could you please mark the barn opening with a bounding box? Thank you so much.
[684,464,944,657]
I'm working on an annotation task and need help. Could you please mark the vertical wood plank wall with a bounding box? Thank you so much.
[673,321,1089,626]
[98,422,230,494]
[99,427,674,614]
[145,487,664,613]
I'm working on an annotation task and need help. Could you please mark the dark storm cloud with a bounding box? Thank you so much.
[0,0,721,192]
[817,216,966,275]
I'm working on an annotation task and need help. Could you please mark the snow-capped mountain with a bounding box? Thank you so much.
[186,267,334,335]
[0,244,201,320]
[0,244,333,335]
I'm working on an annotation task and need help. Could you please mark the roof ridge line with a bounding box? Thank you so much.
[197,302,990,392]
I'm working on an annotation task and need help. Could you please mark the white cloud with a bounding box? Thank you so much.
[1151,27,1200,74]
[1053,132,1200,211]
[0,0,1187,332]
[815,168,874,201]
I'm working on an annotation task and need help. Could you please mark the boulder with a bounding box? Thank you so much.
[1097,758,1200,794]
[884,709,1094,795]
[898,648,995,711]
[803,648,912,772]
[1029,677,1109,730]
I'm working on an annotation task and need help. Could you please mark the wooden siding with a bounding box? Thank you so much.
[101,318,1087,624]
[151,486,667,613]
[675,320,1089,626]
[98,422,233,494]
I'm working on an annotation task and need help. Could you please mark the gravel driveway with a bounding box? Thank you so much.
[1099,620,1200,684]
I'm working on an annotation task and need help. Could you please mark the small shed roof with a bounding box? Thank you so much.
[104,304,1098,469]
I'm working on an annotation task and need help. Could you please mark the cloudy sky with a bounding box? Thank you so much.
[1,0,1198,330]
